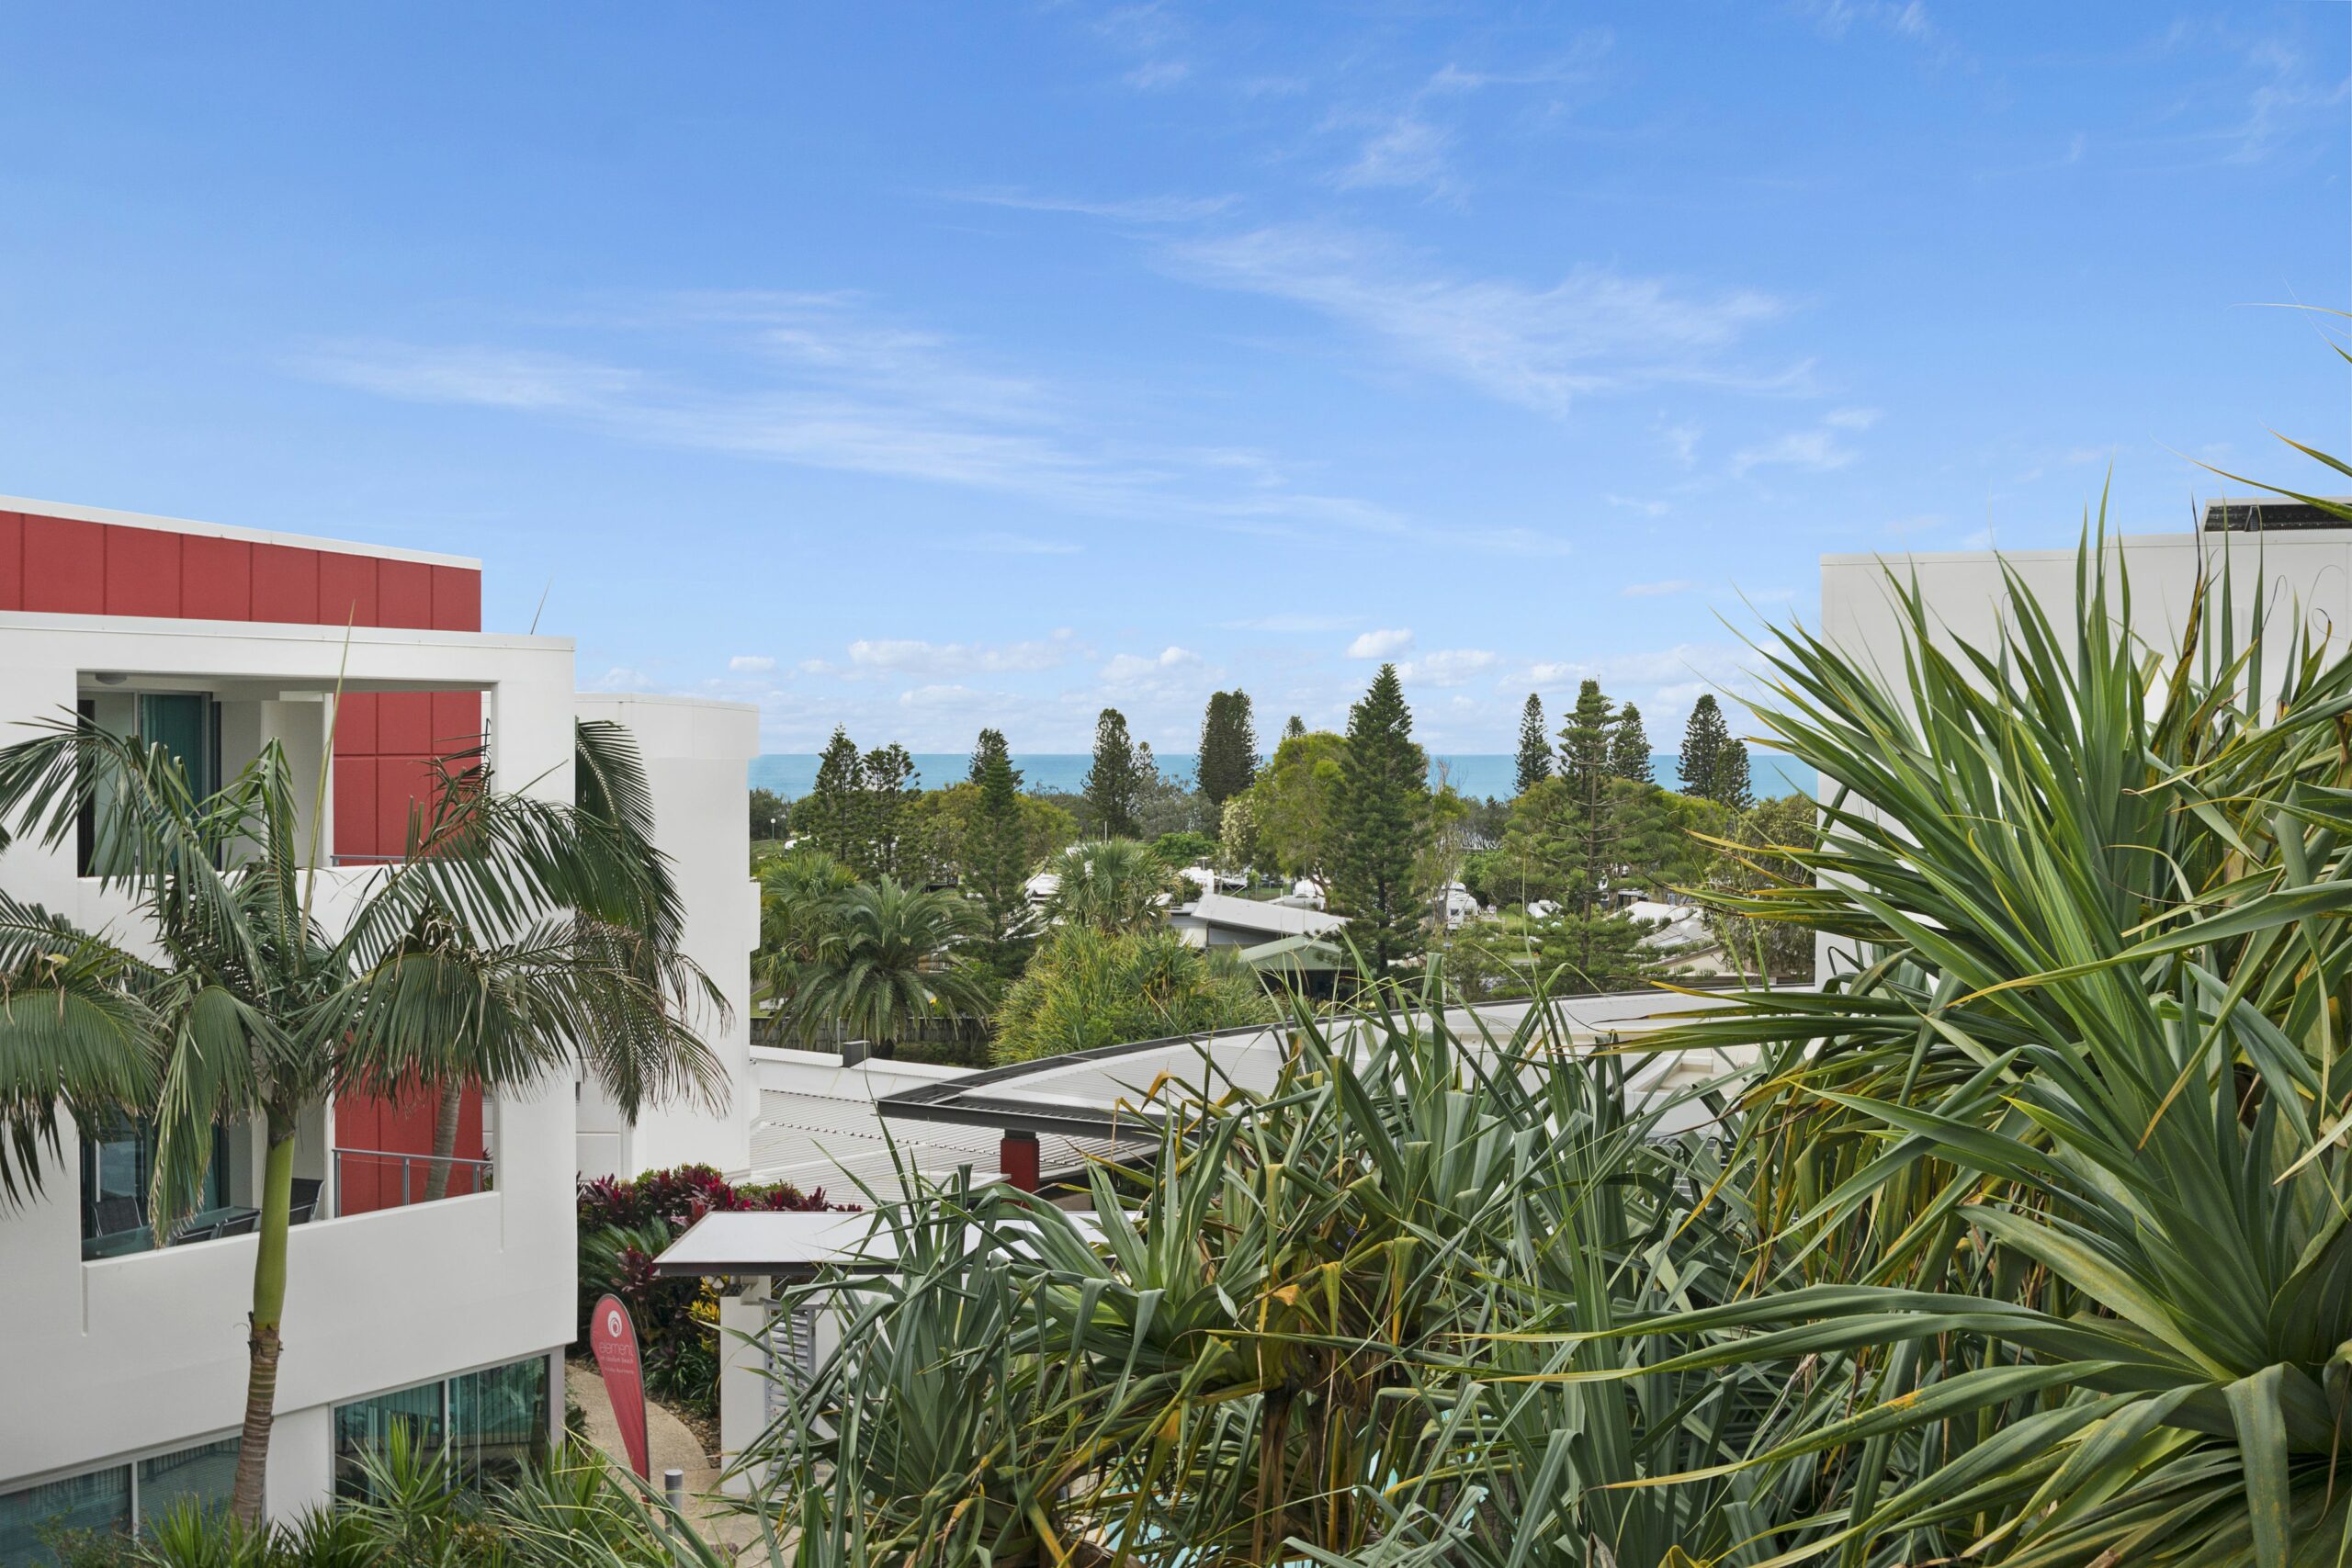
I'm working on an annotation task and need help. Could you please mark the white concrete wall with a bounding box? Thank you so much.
[1815,526,2352,981]
[0,610,583,1517]
[571,694,761,1179]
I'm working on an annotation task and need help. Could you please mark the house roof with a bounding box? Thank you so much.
[741,1082,1149,1203]
[875,990,1753,1144]
[1238,934,1345,972]
[1182,891,1348,939]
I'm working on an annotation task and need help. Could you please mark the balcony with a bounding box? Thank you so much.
[330,1147,494,1215]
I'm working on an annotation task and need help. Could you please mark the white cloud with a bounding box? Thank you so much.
[950,531,1082,556]
[1824,406,1882,430]
[588,665,659,693]
[1622,579,1696,598]
[1398,649,1498,687]
[1220,612,1354,633]
[1102,646,1203,683]
[728,654,777,673]
[947,188,1234,223]
[844,637,1071,678]
[898,683,987,708]
[1348,627,1415,659]
[1607,494,1670,517]
[1166,224,1803,416]
[1882,514,1941,537]
[300,294,1533,556]
[1962,527,1996,550]
[1733,423,1862,476]
[1338,113,1455,193]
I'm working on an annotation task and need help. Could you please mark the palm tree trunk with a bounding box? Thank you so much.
[229,1122,297,1523]
[424,1080,463,1201]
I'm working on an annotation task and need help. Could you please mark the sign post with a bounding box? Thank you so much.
[588,1292,650,1479]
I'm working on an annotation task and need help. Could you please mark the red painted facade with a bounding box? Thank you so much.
[1,506,494,1211]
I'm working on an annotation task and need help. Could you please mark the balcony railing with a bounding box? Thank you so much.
[331,1147,495,1216]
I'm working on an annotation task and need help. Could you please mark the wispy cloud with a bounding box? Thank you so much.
[797,635,1078,681]
[1220,612,1355,633]
[1348,627,1415,659]
[1733,408,1879,476]
[1622,579,1695,597]
[950,531,1082,556]
[1102,645,1203,683]
[946,188,1236,223]
[728,654,776,673]
[1167,224,1804,416]
[1092,2,1191,90]
[1337,112,1455,194]
[300,292,1541,557]
[1398,648,1498,687]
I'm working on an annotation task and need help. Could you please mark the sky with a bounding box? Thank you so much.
[0,3,2345,753]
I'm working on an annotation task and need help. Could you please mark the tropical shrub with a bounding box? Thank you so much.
[752,509,2352,1567]
[991,925,1274,1063]
[40,1434,759,1565]
[575,1164,845,1415]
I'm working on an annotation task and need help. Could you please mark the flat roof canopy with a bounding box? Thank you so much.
[652,1207,1105,1280]
[874,989,1747,1144]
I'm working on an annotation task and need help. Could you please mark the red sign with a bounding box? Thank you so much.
[588,1293,650,1478]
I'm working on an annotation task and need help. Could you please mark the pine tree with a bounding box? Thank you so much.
[1329,665,1431,971]
[1083,708,1141,839]
[1708,739,1753,811]
[1283,715,1306,742]
[1557,681,1616,801]
[1679,695,1730,799]
[1610,703,1655,784]
[1514,693,1552,795]
[859,743,921,881]
[1195,691,1260,807]
[964,728,1030,939]
[796,727,865,865]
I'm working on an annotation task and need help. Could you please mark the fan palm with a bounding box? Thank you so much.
[1037,837,1178,934]
[783,878,991,1058]
[0,711,717,1521]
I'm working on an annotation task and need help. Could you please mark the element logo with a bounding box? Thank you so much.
[605,1307,624,1339]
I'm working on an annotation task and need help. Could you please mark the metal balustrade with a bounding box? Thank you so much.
[330,1146,494,1215]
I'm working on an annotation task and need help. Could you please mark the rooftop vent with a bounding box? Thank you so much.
[2202,497,2352,533]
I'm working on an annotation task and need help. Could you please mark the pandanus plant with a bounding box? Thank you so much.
[1622,502,2352,1565]
[0,710,719,1521]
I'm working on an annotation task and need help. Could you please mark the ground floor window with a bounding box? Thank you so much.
[334,1353,551,1501]
[0,1436,236,1565]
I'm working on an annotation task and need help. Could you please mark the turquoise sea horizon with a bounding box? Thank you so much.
[750,751,1811,803]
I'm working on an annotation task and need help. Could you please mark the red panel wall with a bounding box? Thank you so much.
[331,1083,487,1215]
[13,507,500,1199]
[5,510,486,863]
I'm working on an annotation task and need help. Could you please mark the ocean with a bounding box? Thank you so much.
[749,751,1812,802]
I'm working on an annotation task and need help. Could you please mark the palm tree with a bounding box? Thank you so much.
[752,846,857,1044]
[0,713,717,1521]
[1037,837,1177,935]
[784,879,991,1059]
[390,722,727,1201]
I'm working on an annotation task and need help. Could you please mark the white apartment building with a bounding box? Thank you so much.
[0,496,757,1553]
[1816,498,2352,979]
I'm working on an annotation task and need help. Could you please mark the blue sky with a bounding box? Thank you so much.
[0,4,2344,752]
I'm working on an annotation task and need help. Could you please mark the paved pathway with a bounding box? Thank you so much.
[565,1359,763,1556]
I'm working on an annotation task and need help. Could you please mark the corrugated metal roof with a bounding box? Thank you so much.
[741,1085,1152,1203]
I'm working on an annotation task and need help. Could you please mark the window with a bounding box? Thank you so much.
[334,1354,550,1501]
[135,1439,239,1529]
[79,1114,231,1260]
[0,1468,128,1565]
[0,1438,235,1565]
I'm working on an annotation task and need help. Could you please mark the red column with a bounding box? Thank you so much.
[998,1132,1040,1192]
